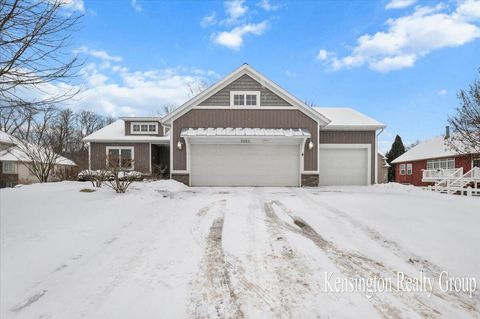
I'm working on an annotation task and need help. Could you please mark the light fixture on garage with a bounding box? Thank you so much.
[177,140,183,150]
[308,140,314,150]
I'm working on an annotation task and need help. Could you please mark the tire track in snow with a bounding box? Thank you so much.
[190,200,244,319]
[190,200,226,246]
[294,190,479,315]
[300,189,444,274]
[270,199,478,318]
[262,201,318,318]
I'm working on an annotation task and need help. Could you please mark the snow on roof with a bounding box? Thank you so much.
[83,120,169,143]
[391,136,460,163]
[0,130,76,165]
[0,146,76,166]
[315,107,385,130]
[378,152,391,167]
[0,130,17,144]
[180,127,311,137]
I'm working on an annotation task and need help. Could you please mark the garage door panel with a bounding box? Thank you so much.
[190,144,299,186]
[319,148,368,186]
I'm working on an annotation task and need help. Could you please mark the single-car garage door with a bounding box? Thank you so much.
[190,143,300,186]
[319,147,370,186]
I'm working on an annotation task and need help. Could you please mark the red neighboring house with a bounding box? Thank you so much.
[391,134,480,186]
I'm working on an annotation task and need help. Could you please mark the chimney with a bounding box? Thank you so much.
[445,125,450,139]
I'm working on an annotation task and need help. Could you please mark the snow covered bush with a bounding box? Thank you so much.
[104,157,139,193]
[119,171,144,181]
[78,170,114,188]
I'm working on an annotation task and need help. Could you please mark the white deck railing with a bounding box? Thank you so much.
[422,168,463,181]
[426,167,480,196]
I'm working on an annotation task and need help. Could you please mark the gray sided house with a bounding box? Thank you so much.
[84,64,385,187]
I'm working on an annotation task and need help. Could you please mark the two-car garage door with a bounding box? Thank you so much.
[190,144,300,186]
[319,147,370,186]
[189,143,371,186]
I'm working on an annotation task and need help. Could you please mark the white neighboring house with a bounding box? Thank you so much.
[0,131,76,188]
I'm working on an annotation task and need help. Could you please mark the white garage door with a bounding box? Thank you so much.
[190,144,300,186]
[319,148,369,186]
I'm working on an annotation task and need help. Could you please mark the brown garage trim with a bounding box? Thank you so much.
[172,173,189,186]
[301,174,319,187]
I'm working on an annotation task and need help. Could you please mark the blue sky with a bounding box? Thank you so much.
[63,0,480,151]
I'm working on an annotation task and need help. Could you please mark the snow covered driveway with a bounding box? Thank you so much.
[1,181,479,318]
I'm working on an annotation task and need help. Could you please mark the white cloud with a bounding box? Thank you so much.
[60,0,85,12]
[131,0,142,12]
[316,49,330,61]
[385,0,416,10]
[37,48,219,116]
[75,46,123,62]
[321,2,480,72]
[285,70,296,77]
[369,54,416,72]
[258,0,279,11]
[438,89,448,95]
[213,21,269,50]
[456,0,480,20]
[74,66,217,116]
[201,12,217,28]
[225,0,248,24]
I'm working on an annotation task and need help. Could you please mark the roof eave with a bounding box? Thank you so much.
[161,64,331,125]
[120,117,163,121]
[322,124,386,131]
[83,138,170,143]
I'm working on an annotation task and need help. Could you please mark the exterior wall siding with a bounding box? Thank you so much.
[0,162,18,188]
[124,121,163,136]
[90,142,151,174]
[395,154,475,186]
[377,153,389,184]
[319,130,376,184]
[199,74,292,107]
[301,174,319,187]
[172,109,318,172]
[172,173,189,185]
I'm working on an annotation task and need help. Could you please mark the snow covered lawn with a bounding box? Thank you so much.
[1,181,479,318]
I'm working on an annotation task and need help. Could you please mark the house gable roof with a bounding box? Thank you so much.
[391,136,465,163]
[83,120,169,143]
[0,131,76,166]
[161,64,331,125]
[315,107,385,130]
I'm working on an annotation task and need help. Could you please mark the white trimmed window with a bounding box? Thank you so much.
[106,147,134,170]
[400,164,406,175]
[406,163,412,175]
[130,122,158,134]
[2,161,17,174]
[426,158,454,170]
[230,91,260,107]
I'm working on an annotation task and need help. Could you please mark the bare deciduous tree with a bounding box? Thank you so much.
[9,136,61,182]
[78,110,104,138]
[0,0,82,111]
[105,156,137,193]
[448,71,480,154]
[187,80,209,98]
[52,108,75,151]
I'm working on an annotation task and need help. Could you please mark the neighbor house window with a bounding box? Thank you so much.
[230,91,260,107]
[406,163,412,175]
[400,164,406,175]
[426,158,454,170]
[2,161,17,174]
[130,122,158,134]
[106,147,134,170]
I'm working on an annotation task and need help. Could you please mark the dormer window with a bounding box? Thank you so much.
[230,91,260,107]
[130,122,158,134]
